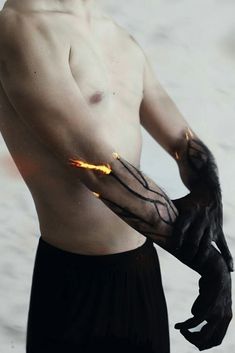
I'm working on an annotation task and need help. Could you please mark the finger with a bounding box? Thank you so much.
[193,314,230,351]
[216,227,234,272]
[173,212,196,252]
[180,322,217,351]
[179,328,202,348]
[175,316,205,330]
[201,207,212,246]
[191,278,219,318]
[200,224,212,251]
[191,291,213,318]
[189,308,231,351]
[198,319,230,351]
[179,207,211,263]
[191,226,212,272]
[171,219,188,254]
[179,211,208,262]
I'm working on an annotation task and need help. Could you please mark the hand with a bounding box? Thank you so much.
[171,188,234,272]
[175,246,233,351]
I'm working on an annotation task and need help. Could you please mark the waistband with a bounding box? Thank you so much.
[37,236,155,269]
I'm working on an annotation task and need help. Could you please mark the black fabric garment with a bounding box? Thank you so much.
[26,236,170,353]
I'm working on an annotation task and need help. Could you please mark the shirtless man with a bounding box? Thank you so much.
[0,1,233,352]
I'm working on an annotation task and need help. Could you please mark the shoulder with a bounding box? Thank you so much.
[0,9,32,51]
[0,7,35,35]
[0,9,21,62]
[0,8,18,42]
[0,8,56,61]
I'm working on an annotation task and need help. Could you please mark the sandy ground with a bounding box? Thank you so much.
[0,0,234,352]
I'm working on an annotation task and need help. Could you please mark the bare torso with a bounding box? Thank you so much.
[0,2,147,254]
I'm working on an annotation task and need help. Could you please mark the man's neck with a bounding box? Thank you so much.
[3,0,97,17]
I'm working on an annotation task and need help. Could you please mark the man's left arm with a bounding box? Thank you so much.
[139,56,233,271]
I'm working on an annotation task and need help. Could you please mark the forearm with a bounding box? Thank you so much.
[174,127,221,195]
[69,152,179,247]
[68,149,232,281]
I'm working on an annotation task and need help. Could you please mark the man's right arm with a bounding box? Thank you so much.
[0,12,178,246]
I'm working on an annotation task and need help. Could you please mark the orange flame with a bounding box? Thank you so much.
[69,159,112,175]
[92,192,100,198]
[68,152,120,175]
[185,127,194,141]
[175,151,180,160]
[112,152,120,160]
[175,128,194,160]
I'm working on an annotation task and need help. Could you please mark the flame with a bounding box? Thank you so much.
[112,152,120,159]
[175,128,194,160]
[185,127,194,141]
[92,192,100,198]
[69,158,112,175]
[187,127,194,138]
[69,152,120,174]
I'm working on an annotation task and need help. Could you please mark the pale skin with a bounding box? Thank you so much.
[0,0,205,254]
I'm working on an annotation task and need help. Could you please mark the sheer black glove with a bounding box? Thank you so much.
[170,191,234,272]
[174,245,233,351]
[68,146,233,350]
[158,192,233,350]
[175,130,234,272]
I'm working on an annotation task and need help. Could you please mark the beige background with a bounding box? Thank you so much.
[0,0,234,352]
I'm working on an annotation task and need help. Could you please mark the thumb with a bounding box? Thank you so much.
[175,316,204,330]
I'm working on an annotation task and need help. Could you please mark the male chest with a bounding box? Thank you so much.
[68,32,144,109]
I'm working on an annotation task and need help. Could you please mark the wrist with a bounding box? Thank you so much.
[194,245,227,277]
[175,131,221,195]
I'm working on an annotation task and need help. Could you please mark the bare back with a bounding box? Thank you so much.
[0,4,146,254]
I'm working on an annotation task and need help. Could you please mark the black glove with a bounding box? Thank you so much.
[174,244,233,351]
[171,188,234,272]
[175,132,234,272]
[167,192,233,350]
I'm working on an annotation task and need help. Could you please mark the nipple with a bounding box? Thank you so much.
[89,91,104,104]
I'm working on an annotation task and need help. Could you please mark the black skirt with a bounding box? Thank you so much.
[26,236,170,353]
